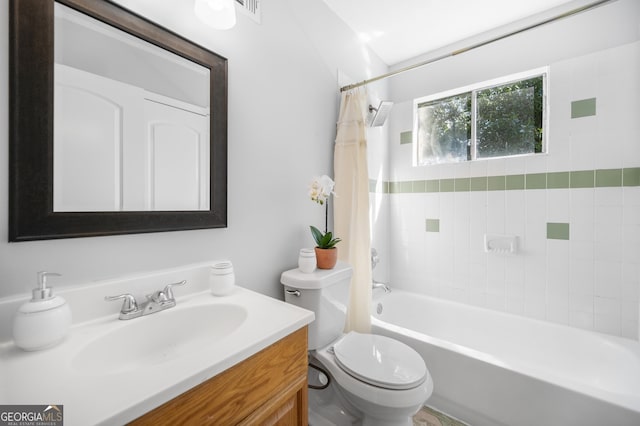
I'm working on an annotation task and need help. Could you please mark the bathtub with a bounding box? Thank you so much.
[371,289,640,426]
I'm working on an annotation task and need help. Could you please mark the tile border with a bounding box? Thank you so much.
[372,167,640,194]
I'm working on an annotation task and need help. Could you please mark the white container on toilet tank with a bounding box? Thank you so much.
[281,261,351,349]
[297,248,317,273]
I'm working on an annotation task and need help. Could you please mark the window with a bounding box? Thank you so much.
[414,69,547,165]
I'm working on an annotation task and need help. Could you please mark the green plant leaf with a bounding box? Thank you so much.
[310,225,341,249]
[310,226,323,246]
[325,237,342,248]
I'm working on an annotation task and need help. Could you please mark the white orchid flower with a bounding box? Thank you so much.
[309,175,335,205]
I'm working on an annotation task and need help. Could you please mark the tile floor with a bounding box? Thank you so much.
[413,406,468,426]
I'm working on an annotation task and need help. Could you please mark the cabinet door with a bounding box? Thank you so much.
[238,377,307,426]
[130,327,308,426]
[143,99,209,211]
[54,64,144,211]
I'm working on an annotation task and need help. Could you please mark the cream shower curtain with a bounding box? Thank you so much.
[334,89,372,333]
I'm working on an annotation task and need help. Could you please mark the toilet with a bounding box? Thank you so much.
[281,261,433,426]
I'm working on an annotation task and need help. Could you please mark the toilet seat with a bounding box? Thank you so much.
[332,331,427,390]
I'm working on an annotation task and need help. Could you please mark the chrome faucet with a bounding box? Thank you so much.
[105,280,186,320]
[371,248,391,293]
[372,280,391,293]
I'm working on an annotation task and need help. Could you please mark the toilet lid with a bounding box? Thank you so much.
[333,332,427,390]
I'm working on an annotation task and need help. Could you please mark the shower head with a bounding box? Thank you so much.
[368,101,394,127]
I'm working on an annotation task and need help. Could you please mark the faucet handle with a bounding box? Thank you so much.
[163,280,186,300]
[146,291,168,303]
[105,293,138,314]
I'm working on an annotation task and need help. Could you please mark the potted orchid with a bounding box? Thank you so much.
[309,175,341,269]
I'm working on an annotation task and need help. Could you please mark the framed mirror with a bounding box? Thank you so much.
[9,0,228,241]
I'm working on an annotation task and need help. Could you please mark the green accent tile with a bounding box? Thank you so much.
[440,179,455,192]
[570,170,594,188]
[571,98,596,118]
[384,166,636,194]
[412,180,426,193]
[526,173,546,189]
[506,174,525,190]
[426,219,440,232]
[547,172,570,189]
[470,177,487,191]
[623,168,640,187]
[595,169,622,187]
[425,179,440,192]
[368,179,376,193]
[400,131,412,145]
[455,178,470,192]
[399,181,413,193]
[487,175,506,191]
[547,222,570,240]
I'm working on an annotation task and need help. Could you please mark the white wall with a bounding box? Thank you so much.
[0,0,387,300]
[383,0,640,338]
[367,81,392,285]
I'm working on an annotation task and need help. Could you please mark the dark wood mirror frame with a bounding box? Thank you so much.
[9,0,228,242]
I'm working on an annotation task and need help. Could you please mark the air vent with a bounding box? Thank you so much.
[235,0,261,24]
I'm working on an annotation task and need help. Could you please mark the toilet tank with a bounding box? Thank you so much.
[281,261,352,350]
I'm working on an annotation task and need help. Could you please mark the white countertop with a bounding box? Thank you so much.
[0,286,313,425]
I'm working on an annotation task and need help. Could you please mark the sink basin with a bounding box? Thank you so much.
[72,304,247,374]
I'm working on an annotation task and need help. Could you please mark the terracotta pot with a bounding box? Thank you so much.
[315,247,338,269]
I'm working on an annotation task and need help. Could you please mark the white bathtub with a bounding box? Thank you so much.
[371,289,640,426]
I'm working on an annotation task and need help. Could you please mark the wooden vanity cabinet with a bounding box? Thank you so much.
[130,326,308,425]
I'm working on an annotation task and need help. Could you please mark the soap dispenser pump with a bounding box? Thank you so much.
[12,272,72,351]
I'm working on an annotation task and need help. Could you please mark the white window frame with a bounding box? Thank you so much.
[412,66,549,166]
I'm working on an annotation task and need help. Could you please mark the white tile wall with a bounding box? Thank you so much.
[569,120,598,171]
[383,41,640,340]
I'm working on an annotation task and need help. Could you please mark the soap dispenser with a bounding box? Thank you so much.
[12,272,72,351]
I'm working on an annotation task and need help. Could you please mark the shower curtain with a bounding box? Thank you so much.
[334,89,372,333]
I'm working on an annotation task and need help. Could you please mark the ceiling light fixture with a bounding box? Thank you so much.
[194,0,237,30]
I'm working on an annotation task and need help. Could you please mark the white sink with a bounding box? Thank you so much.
[72,303,248,374]
[0,264,314,426]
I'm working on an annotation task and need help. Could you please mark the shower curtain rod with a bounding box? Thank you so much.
[339,0,615,92]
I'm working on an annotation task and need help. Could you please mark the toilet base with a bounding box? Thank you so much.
[308,372,417,426]
[308,400,357,426]
[308,356,359,426]
[308,352,427,426]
